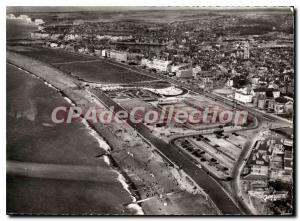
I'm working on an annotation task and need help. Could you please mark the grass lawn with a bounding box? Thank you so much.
[58,60,155,83]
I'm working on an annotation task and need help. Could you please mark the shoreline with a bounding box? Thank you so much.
[6,60,143,215]
[7,50,218,215]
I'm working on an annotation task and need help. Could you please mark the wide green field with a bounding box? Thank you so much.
[12,46,155,83]
[14,46,97,64]
[6,64,133,214]
[57,60,155,83]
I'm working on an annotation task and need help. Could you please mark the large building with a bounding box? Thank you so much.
[172,64,193,78]
[34,19,45,25]
[109,50,128,62]
[243,41,250,59]
[252,88,280,99]
[234,87,253,103]
[274,96,293,114]
[284,150,293,171]
[192,66,202,79]
[31,31,50,39]
[226,79,234,87]
[176,69,193,78]
[141,58,171,72]
[152,59,172,72]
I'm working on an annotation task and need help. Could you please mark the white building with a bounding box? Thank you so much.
[226,79,234,87]
[243,41,250,59]
[251,76,260,85]
[192,66,202,78]
[250,165,269,176]
[34,19,45,25]
[50,34,62,41]
[235,92,252,103]
[50,43,58,48]
[31,32,50,39]
[141,58,151,67]
[172,64,193,78]
[234,87,253,103]
[64,34,82,41]
[96,35,132,41]
[141,59,171,72]
[152,59,172,72]
[101,49,108,57]
[110,50,127,62]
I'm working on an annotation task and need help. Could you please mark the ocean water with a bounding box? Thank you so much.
[7,63,142,215]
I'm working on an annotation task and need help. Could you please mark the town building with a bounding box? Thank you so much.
[101,49,108,57]
[109,50,128,62]
[152,59,172,72]
[141,58,172,72]
[34,19,45,25]
[31,32,50,39]
[251,76,260,85]
[274,97,293,114]
[94,49,102,56]
[226,79,234,87]
[284,150,293,171]
[50,43,58,48]
[172,64,193,78]
[252,88,280,99]
[247,165,269,178]
[234,87,253,103]
[192,66,202,79]
[243,41,250,59]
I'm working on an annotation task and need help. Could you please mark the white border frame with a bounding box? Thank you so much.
[2,1,298,220]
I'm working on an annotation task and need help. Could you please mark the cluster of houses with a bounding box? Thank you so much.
[107,51,201,78]
[31,31,133,46]
[41,35,202,79]
[245,136,293,182]
[242,132,293,208]
[140,58,199,78]
[28,21,293,118]
[227,78,293,115]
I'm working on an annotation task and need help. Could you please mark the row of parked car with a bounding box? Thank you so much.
[179,138,229,173]
[180,139,208,160]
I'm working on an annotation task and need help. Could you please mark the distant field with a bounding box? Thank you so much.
[6,64,133,214]
[15,46,97,64]
[10,46,155,83]
[57,60,155,83]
